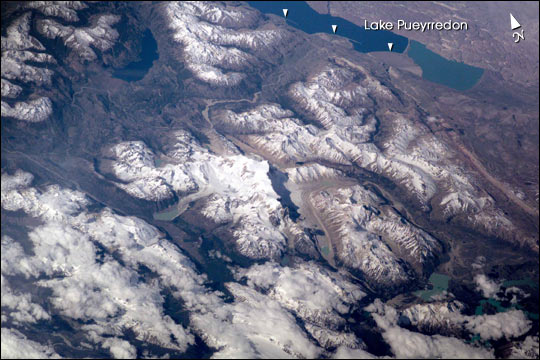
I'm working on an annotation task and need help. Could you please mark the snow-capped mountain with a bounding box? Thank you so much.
[1,1,538,359]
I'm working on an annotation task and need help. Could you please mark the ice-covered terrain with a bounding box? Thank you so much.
[1,13,54,122]
[1,2,120,123]
[22,1,88,22]
[1,97,53,123]
[99,20,528,292]
[286,163,344,184]
[1,170,373,358]
[214,103,351,165]
[210,57,523,250]
[400,300,532,341]
[289,63,389,129]
[366,299,496,359]
[104,131,290,260]
[309,185,441,292]
[36,14,120,62]
[2,1,537,358]
[163,1,289,86]
[287,61,526,246]
[235,260,367,349]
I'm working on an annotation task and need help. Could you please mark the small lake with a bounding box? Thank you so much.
[320,245,330,256]
[113,29,159,82]
[153,204,180,221]
[414,273,450,301]
[248,1,484,90]
[474,277,539,320]
[502,278,539,289]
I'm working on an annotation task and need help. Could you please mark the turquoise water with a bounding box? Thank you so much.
[471,295,539,349]
[475,298,508,315]
[414,273,450,301]
[475,298,539,320]
[503,278,539,289]
[153,205,180,221]
[473,277,539,319]
[407,40,484,91]
[248,2,484,90]
[320,245,330,256]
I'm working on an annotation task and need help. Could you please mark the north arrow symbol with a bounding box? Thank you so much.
[510,13,521,30]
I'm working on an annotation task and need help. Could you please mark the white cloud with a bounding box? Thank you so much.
[233,261,371,351]
[0,170,325,357]
[208,250,232,263]
[236,260,366,327]
[381,326,493,359]
[471,256,486,270]
[332,346,377,359]
[1,274,50,325]
[8,168,523,359]
[1,236,50,324]
[102,338,137,359]
[29,221,195,351]
[192,282,322,359]
[465,310,531,341]
[398,299,532,342]
[1,234,41,278]
[505,286,530,304]
[130,246,325,358]
[474,274,501,299]
[1,171,89,222]
[1,170,34,192]
[1,171,196,352]
[307,323,364,349]
[509,335,540,359]
[366,299,494,359]
[1,328,60,359]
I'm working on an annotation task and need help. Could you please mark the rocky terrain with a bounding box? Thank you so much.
[308,1,540,229]
[1,1,538,359]
[308,1,539,88]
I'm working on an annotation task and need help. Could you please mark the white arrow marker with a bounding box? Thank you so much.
[388,43,394,51]
[510,13,521,30]
[283,9,288,18]
[332,24,338,33]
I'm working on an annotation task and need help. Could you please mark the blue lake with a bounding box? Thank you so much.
[407,40,484,91]
[113,29,159,82]
[248,1,408,53]
[248,1,483,90]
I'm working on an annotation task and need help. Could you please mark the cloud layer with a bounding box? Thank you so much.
[2,169,536,359]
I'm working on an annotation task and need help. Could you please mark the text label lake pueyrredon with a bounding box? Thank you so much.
[364,19,468,32]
